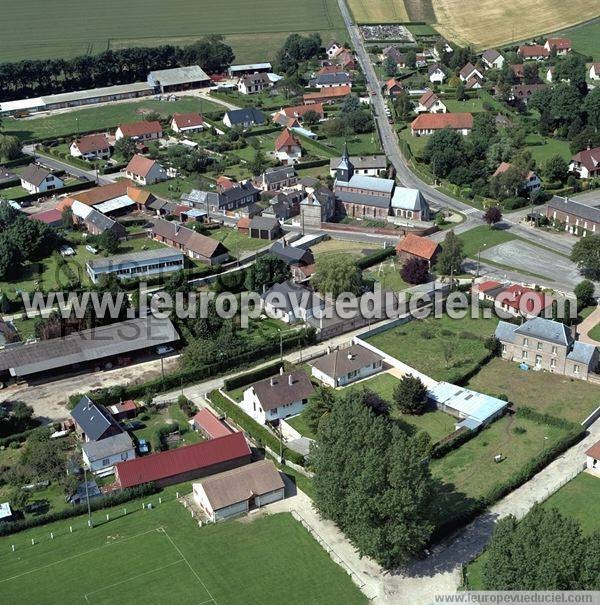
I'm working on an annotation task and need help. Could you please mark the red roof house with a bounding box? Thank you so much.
[411,113,473,135]
[472,281,553,317]
[396,233,440,265]
[192,409,233,440]
[115,432,251,489]
[171,112,204,133]
[28,208,63,227]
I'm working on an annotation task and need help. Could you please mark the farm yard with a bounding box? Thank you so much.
[432,0,596,49]
[0,497,366,605]
[0,0,346,63]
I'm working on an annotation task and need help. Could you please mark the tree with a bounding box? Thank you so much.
[311,390,435,568]
[394,90,413,121]
[483,205,503,228]
[313,255,362,298]
[183,35,235,73]
[455,81,466,101]
[544,154,569,183]
[305,385,337,433]
[0,233,22,279]
[393,374,427,415]
[383,56,397,77]
[574,279,595,310]
[248,148,268,176]
[21,429,67,482]
[405,50,417,69]
[98,229,120,254]
[554,54,587,95]
[401,257,429,284]
[113,136,136,160]
[583,87,600,132]
[435,230,465,276]
[522,62,540,84]
[244,254,290,292]
[61,206,74,230]
[571,235,600,280]
[423,129,467,178]
[302,110,321,127]
[0,135,21,161]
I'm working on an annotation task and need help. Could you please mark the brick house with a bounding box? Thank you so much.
[546,198,600,237]
[396,233,440,266]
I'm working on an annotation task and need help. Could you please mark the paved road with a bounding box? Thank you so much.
[577,304,600,345]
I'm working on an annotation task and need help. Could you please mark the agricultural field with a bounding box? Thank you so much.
[365,313,499,383]
[0,0,345,63]
[348,0,409,23]
[557,18,600,60]
[466,358,600,424]
[0,497,366,605]
[432,0,596,49]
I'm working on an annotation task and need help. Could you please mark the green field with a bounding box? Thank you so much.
[209,227,271,257]
[0,0,345,63]
[0,496,366,605]
[458,225,517,258]
[524,134,573,164]
[364,258,410,292]
[466,358,600,423]
[365,313,498,383]
[558,18,600,60]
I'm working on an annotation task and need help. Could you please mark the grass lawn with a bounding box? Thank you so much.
[466,358,600,423]
[365,313,498,383]
[0,496,366,605]
[458,225,517,258]
[209,227,269,257]
[558,19,600,60]
[312,239,377,260]
[398,128,429,159]
[466,471,600,589]
[286,410,317,441]
[10,316,38,340]
[364,257,410,292]
[524,134,573,164]
[133,403,203,451]
[2,97,223,142]
[442,97,486,113]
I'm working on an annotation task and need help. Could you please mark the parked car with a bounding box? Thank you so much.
[85,245,98,254]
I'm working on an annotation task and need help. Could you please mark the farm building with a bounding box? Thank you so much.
[427,382,508,430]
[191,409,233,440]
[86,248,185,284]
[227,63,272,77]
[192,460,284,522]
[70,202,127,238]
[311,344,383,387]
[27,208,64,228]
[147,65,210,93]
[81,433,136,476]
[303,86,351,104]
[108,400,139,421]
[115,432,251,489]
[269,240,315,268]
[249,216,280,240]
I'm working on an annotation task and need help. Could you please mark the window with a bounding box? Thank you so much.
[121,452,128,461]
[501,344,506,354]
[522,350,528,359]
[574,365,580,374]
[523,338,529,346]
[552,345,557,355]
[102,458,110,466]
[537,342,542,351]
[550,358,556,368]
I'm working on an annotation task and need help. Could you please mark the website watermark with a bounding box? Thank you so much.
[433,592,599,604]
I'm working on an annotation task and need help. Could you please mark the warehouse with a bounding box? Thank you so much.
[147,65,211,93]
[0,316,179,382]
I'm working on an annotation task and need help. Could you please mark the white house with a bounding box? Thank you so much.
[415,90,447,114]
[81,432,136,476]
[115,120,162,141]
[237,73,272,95]
[241,370,315,424]
[20,164,64,194]
[326,41,343,60]
[171,112,204,134]
[311,344,384,387]
[586,440,600,474]
[459,62,484,82]
[589,63,600,81]
[428,64,446,84]
[124,155,167,185]
[261,281,324,323]
[481,49,504,70]
[70,133,111,160]
[274,128,302,164]
[544,38,571,55]
[192,460,285,522]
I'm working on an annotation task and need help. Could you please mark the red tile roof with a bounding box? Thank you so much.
[546,38,571,50]
[28,208,63,225]
[237,216,251,230]
[126,154,159,177]
[586,439,600,460]
[317,65,343,75]
[172,112,204,129]
[396,233,439,260]
[72,133,109,154]
[118,120,162,138]
[216,175,236,190]
[518,44,549,58]
[192,409,233,439]
[572,147,600,173]
[418,90,439,109]
[280,103,324,119]
[71,180,135,206]
[472,280,502,294]
[303,85,351,102]
[115,432,250,488]
[411,113,473,131]
[275,128,300,151]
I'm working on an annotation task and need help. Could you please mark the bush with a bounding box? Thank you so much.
[356,246,396,270]
[177,394,196,418]
[223,361,288,391]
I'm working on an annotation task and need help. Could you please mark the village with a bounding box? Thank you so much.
[0,5,600,604]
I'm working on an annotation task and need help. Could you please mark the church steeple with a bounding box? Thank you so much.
[336,142,354,183]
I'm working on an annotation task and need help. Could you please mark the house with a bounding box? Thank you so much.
[192,460,284,522]
[269,240,315,267]
[71,395,124,442]
[20,165,64,194]
[311,72,351,89]
[381,46,406,69]
[317,64,344,76]
[303,86,351,105]
[415,91,447,114]
[546,197,600,237]
[115,432,251,489]
[263,191,301,221]
[570,146,600,179]
[227,63,272,77]
[459,62,484,82]
[585,440,600,474]
[508,83,547,105]
[108,400,139,421]
[465,74,484,89]
[396,233,439,266]
[81,433,136,476]
[274,129,302,164]
[246,216,278,240]
[544,38,571,55]
[223,108,266,129]
[492,162,541,192]
[481,49,504,70]
[170,112,204,134]
[86,248,185,284]
[390,187,431,221]
[150,219,229,264]
[272,103,324,127]
[428,64,446,84]
[311,344,383,387]
[517,44,549,60]
[495,317,599,380]
[334,50,355,70]
[411,113,473,136]
[147,65,210,93]
[70,133,110,160]
[472,280,553,318]
[326,41,343,59]
[241,370,315,424]
[384,78,404,97]
[124,155,167,185]
[0,502,12,523]
[589,63,600,81]
[510,64,525,81]
[261,281,324,323]
[115,120,162,141]
[238,73,272,95]
[300,186,336,227]
[255,165,298,191]
[182,182,260,214]
[28,208,63,228]
[329,155,387,177]
[191,409,233,440]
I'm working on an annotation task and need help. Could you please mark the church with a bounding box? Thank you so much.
[333,145,430,222]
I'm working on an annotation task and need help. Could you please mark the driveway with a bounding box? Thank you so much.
[577,305,600,346]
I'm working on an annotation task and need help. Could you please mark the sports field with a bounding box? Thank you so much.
[432,0,597,49]
[0,496,366,604]
[0,0,345,63]
[348,0,409,23]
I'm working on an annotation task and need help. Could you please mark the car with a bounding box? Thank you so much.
[85,245,98,254]
[156,345,175,356]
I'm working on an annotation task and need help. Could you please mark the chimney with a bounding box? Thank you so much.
[270,377,275,387]
[347,352,353,360]
[175,223,180,235]
[288,374,293,386]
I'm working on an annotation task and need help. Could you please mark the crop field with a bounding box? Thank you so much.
[0,0,345,63]
[348,0,409,23]
[0,497,366,605]
[432,0,597,49]
[557,19,600,60]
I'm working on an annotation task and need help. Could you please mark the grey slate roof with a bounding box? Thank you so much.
[87,247,184,271]
[263,165,296,184]
[20,164,52,187]
[250,370,315,411]
[261,281,324,314]
[225,108,266,126]
[334,188,391,209]
[71,396,122,441]
[311,344,383,379]
[148,65,210,87]
[82,432,134,462]
[270,241,314,265]
[312,72,351,86]
[547,198,600,224]
[391,187,429,212]
[514,317,572,346]
[494,320,519,343]
[329,155,387,171]
[84,208,117,233]
[567,341,598,365]
[250,216,279,231]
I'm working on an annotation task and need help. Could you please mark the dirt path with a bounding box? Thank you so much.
[577,305,600,346]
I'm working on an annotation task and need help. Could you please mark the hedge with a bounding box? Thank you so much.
[295,159,329,170]
[223,360,289,391]
[14,180,93,205]
[0,426,46,449]
[209,390,305,466]
[356,246,396,270]
[1,155,31,169]
[0,483,159,537]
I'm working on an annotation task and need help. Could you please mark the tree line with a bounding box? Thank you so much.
[0,35,234,102]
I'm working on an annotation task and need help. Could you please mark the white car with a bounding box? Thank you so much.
[85,245,98,254]
[156,345,175,356]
